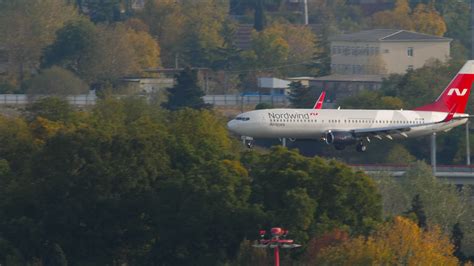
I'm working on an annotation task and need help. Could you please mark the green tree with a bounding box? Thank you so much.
[255,102,273,110]
[341,90,403,109]
[162,68,210,110]
[43,243,68,266]
[27,97,75,123]
[452,223,465,261]
[406,194,428,229]
[232,239,271,266]
[26,67,89,96]
[380,60,463,110]
[288,81,313,108]
[42,19,98,74]
[385,144,417,164]
[246,146,382,242]
[83,0,123,23]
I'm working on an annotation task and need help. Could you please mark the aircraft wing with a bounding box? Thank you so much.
[351,107,467,139]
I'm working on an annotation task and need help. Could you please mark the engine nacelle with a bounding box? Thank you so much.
[325,131,357,146]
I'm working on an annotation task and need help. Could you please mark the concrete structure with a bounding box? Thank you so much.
[309,74,384,102]
[257,77,291,95]
[329,29,451,75]
[352,164,474,185]
[286,77,315,87]
[122,77,174,94]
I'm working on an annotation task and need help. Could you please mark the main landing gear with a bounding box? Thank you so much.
[356,141,367,152]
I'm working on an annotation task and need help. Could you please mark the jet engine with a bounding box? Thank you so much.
[325,131,357,146]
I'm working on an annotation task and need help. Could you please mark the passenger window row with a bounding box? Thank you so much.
[269,119,426,124]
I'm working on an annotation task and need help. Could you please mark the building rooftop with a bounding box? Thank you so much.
[311,74,387,82]
[329,29,451,42]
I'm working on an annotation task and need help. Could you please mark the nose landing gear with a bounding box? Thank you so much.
[241,136,254,149]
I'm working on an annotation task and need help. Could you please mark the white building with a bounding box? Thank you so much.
[329,29,451,75]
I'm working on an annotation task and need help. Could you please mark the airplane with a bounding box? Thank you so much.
[227,60,474,152]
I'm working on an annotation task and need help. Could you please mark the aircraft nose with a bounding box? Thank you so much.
[227,120,237,133]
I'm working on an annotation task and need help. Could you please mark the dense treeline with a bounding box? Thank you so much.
[0,97,470,264]
[0,97,384,264]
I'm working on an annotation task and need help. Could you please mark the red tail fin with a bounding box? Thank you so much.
[313,91,326,109]
[414,60,474,113]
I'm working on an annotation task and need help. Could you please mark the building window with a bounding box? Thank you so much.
[407,47,414,57]
[407,65,414,71]
[343,47,350,56]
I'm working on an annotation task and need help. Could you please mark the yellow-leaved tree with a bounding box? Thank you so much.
[317,216,458,265]
[372,0,413,31]
[412,4,447,36]
[371,0,446,36]
[139,0,186,66]
[0,0,80,84]
[127,29,161,70]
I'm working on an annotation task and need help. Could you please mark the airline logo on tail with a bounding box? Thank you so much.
[447,88,468,96]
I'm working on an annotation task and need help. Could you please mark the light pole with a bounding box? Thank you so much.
[253,227,301,266]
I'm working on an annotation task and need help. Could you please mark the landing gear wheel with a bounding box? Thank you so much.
[356,142,367,152]
[246,140,253,149]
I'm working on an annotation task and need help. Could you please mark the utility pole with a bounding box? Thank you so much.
[431,133,437,173]
[303,0,309,25]
[467,122,471,165]
[472,0,474,58]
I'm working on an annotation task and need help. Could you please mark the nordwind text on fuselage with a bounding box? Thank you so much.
[268,112,314,127]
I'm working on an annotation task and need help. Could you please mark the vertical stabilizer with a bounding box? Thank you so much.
[313,91,326,109]
[414,60,474,113]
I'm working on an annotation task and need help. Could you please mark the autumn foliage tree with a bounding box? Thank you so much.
[316,216,459,265]
[0,0,80,84]
[372,0,447,36]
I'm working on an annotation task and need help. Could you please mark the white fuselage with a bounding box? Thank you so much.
[227,108,468,139]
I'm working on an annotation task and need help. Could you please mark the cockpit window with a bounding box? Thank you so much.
[235,117,250,121]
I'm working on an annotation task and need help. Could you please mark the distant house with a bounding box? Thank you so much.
[308,29,452,104]
[309,74,384,103]
[257,77,291,95]
[122,77,175,94]
[329,29,451,75]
